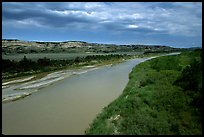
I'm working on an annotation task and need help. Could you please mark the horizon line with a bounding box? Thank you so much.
[2,38,202,49]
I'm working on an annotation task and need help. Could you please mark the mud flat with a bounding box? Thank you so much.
[2,92,31,103]
[2,65,102,103]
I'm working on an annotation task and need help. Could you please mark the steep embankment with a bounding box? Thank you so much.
[85,50,202,135]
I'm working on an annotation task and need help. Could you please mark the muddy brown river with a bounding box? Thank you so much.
[2,53,179,135]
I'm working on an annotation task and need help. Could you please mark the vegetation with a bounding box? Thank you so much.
[1,39,186,81]
[85,49,202,135]
[2,39,181,55]
[2,54,132,80]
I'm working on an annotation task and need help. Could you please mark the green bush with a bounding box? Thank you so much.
[86,50,202,135]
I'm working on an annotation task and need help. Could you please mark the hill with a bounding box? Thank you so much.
[2,39,181,54]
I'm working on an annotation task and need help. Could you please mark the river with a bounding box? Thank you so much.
[2,53,179,135]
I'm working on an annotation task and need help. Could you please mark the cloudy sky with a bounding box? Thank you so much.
[2,2,202,48]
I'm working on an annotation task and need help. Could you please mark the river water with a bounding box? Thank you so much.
[2,53,179,135]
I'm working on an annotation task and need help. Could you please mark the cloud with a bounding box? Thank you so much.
[2,2,202,45]
[127,25,139,29]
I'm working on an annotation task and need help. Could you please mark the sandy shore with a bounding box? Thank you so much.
[2,92,31,103]
[2,76,35,86]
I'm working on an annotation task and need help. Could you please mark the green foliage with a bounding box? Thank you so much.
[174,52,202,111]
[85,50,202,135]
[150,55,182,71]
[2,54,131,80]
[174,58,202,91]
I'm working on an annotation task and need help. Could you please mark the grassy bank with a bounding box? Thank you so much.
[85,49,202,135]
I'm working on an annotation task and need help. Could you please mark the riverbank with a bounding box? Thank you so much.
[2,53,179,103]
[85,50,202,135]
[2,56,132,103]
[2,67,100,102]
[2,52,177,83]
[3,55,152,135]
[2,54,130,83]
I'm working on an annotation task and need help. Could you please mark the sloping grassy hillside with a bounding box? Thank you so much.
[85,50,202,135]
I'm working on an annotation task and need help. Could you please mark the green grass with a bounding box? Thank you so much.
[85,50,202,135]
